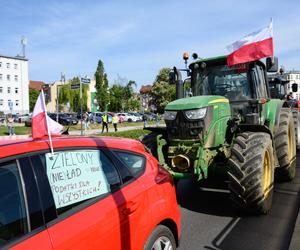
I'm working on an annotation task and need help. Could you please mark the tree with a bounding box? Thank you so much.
[150,68,175,113]
[95,60,109,111]
[29,89,40,112]
[109,84,123,112]
[123,80,137,111]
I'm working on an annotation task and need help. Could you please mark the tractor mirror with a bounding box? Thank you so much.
[169,71,176,84]
[266,57,278,72]
[292,83,298,92]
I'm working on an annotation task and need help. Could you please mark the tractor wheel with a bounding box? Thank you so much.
[292,109,300,151]
[228,132,274,214]
[274,109,296,181]
[140,132,159,158]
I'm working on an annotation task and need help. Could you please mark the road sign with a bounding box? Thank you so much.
[80,77,91,84]
[71,84,80,90]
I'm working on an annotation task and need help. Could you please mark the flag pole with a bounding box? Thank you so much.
[41,89,54,155]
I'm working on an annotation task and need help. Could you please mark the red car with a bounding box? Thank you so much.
[0,136,180,250]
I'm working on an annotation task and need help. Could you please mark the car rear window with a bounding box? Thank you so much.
[44,149,120,215]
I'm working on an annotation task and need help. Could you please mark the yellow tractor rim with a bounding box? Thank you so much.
[263,150,271,196]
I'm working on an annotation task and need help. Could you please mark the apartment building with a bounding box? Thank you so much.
[284,70,300,100]
[0,55,29,114]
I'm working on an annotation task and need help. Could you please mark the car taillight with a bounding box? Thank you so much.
[298,100,300,111]
[155,164,173,184]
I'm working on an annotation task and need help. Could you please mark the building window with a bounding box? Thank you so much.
[0,87,2,93]
[0,99,3,106]
[7,75,10,81]
[14,75,18,81]
[15,87,19,94]
[15,100,19,106]
[0,74,2,80]
[14,64,18,69]
[7,87,11,94]
[6,63,10,68]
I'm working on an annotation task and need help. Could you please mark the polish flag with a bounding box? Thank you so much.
[32,91,63,139]
[227,21,273,66]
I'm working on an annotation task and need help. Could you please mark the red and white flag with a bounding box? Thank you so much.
[227,21,273,66]
[32,91,63,139]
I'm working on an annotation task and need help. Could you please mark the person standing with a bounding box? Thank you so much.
[112,114,119,132]
[101,113,108,133]
[6,114,15,136]
[142,113,148,128]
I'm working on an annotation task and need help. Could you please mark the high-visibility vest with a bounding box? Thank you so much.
[112,116,118,124]
[102,115,107,123]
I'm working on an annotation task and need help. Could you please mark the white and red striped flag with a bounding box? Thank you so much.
[32,90,63,139]
[227,20,274,66]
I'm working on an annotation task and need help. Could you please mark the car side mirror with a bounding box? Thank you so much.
[266,57,278,72]
[292,83,298,92]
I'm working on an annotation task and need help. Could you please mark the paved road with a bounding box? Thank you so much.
[176,156,300,250]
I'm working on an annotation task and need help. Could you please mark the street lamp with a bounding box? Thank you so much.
[56,72,65,122]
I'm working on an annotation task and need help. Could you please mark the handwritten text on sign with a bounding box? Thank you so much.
[46,150,109,209]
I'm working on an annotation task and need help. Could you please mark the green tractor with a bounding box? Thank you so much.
[268,73,300,150]
[142,54,297,214]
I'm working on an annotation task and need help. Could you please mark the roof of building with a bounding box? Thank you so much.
[140,85,152,94]
[0,54,28,61]
[29,80,46,90]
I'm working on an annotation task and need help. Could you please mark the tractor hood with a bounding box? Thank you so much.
[165,96,229,110]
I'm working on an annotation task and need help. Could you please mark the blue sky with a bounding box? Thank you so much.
[1,0,300,90]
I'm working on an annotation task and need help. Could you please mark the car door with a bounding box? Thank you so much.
[110,149,149,249]
[0,159,52,250]
[32,149,127,250]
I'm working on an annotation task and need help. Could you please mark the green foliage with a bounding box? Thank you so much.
[109,84,123,111]
[29,89,40,112]
[109,76,140,112]
[98,129,149,139]
[95,60,109,111]
[150,68,176,113]
[59,77,88,112]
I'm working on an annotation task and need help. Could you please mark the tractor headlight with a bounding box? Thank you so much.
[184,108,207,120]
[164,111,177,120]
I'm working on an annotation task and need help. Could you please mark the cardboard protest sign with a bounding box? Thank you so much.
[46,150,109,209]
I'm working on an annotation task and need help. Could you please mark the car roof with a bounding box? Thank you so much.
[0,136,146,159]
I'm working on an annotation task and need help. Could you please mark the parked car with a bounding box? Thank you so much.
[48,113,78,125]
[91,112,103,124]
[24,114,32,127]
[117,112,138,122]
[0,136,180,250]
[17,114,31,123]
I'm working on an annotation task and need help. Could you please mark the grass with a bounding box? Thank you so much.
[0,125,150,139]
[0,125,31,136]
[93,129,150,139]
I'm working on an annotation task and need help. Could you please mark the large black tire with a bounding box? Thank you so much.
[143,225,176,250]
[140,132,159,158]
[292,109,300,151]
[228,132,274,214]
[274,109,296,181]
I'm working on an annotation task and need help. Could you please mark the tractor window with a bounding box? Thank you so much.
[252,65,268,99]
[192,64,251,101]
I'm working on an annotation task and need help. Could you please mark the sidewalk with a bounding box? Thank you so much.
[69,124,144,136]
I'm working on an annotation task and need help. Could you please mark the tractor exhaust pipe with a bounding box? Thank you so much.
[171,154,190,170]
